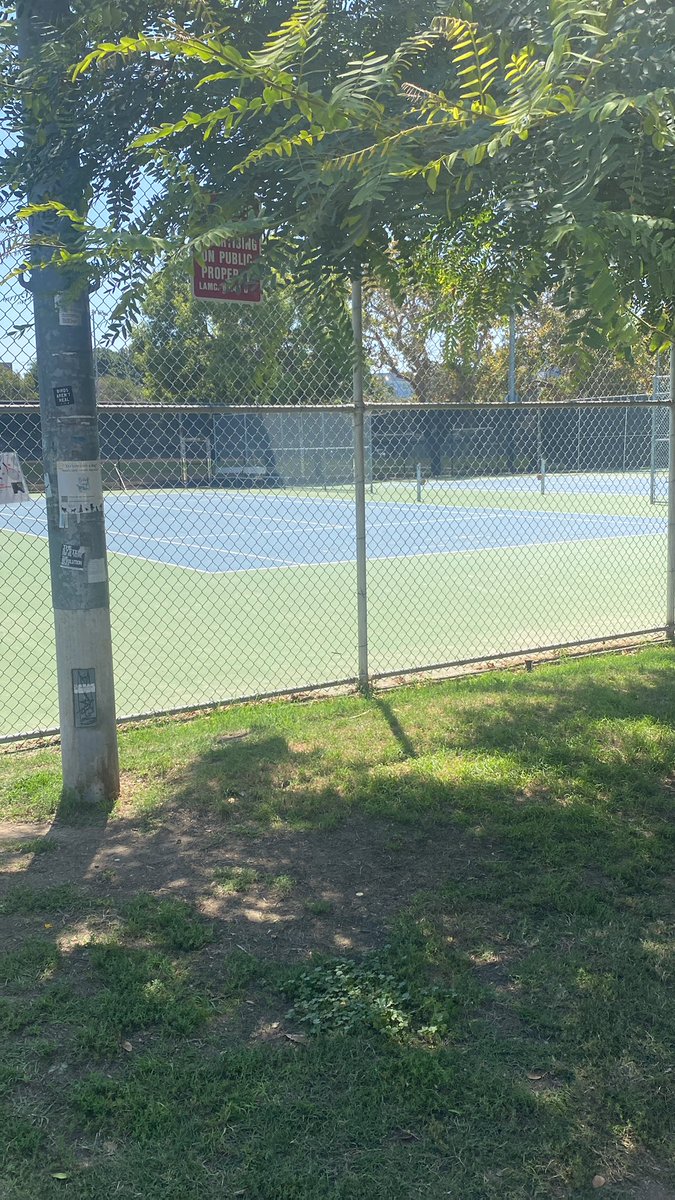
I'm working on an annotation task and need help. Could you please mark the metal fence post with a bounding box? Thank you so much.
[508,308,517,403]
[17,0,119,801]
[351,277,369,691]
[666,343,675,636]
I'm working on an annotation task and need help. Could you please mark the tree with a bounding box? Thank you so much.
[364,225,516,403]
[1,0,448,331]
[0,363,38,403]
[77,0,672,349]
[10,0,673,363]
[251,0,674,347]
[129,268,353,404]
[471,300,656,404]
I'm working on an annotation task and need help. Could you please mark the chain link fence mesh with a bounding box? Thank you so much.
[0,252,671,744]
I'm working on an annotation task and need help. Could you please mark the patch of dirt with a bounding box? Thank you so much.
[618,1162,675,1200]
[633,1187,675,1200]
[0,808,483,961]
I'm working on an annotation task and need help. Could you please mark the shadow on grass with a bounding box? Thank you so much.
[2,654,674,1197]
[373,698,418,760]
[1,732,300,922]
[4,654,675,924]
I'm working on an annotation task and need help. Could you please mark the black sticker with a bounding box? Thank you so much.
[60,544,86,570]
[72,668,97,728]
[53,386,74,407]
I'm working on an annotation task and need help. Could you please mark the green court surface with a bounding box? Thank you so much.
[0,495,667,738]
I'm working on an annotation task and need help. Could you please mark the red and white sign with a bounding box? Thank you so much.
[192,235,262,303]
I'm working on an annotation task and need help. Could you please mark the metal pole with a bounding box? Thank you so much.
[508,309,517,403]
[366,412,374,495]
[650,407,657,506]
[622,406,628,472]
[650,352,662,505]
[178,414,188,487]
[666,344,675,636]
[17,0,119,802]
[351,277,369,691]
[416,462,423,502]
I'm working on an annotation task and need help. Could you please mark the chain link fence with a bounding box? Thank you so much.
[1,3,673,747]
[0,198,671,744]
[0,335,671,743]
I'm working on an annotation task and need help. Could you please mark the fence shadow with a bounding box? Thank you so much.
[373,698,418,760]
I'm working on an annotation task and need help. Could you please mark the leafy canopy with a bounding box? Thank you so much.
[6,0,674,353]
[68,0,674,347]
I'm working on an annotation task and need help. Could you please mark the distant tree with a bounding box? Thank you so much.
[96,375,144,405]
[0,364,38,404]
[92,344,143,403]
[94,345,137,379]
[472,301,657,404]
[363,230,518,407]
[129,270,353,405]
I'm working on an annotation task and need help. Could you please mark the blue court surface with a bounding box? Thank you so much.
[0,486,664,574]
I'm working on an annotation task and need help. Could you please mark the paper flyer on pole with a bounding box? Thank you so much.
[56,460,104,516]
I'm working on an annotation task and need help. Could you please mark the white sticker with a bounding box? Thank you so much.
[56,460,103,515]
[55,294,82,327]
[60,544,86,570]
[0,452,30,504]
[88,558,107,583]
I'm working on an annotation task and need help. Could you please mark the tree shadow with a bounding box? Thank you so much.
[2,663,674,1197]
[0,731,298,937]
[6,659,675,927]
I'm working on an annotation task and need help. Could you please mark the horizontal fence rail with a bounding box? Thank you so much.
[0,398,671,744]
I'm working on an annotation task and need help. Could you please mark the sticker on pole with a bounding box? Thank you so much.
[55,294,83,326]
[72,668,97,728]
[53,385,74,408]
[57,460,103,516]
[193,236,262,303]
[60,544,86,571]
[0,452,30,504]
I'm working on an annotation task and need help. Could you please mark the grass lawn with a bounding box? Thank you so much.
[1,647,674,1199]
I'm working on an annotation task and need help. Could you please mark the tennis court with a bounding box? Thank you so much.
[0,478,666,572]
[0,468,668,739]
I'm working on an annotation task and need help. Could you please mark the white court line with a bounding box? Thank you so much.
[160,530,665,575]
[106,529,300,566]
[1,525,662,576]
[0,526,301,573]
